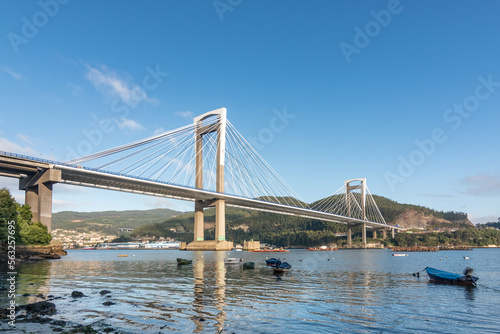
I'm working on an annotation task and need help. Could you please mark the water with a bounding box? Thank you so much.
[3,248,500,333]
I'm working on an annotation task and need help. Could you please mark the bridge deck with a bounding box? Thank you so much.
[0,153,398,230]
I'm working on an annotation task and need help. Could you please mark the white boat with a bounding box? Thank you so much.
[224,258,242,264]
[392,253,408,257]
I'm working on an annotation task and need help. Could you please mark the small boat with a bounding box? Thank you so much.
[243,262,255,269]
[307,245,338,251]
[117,254,128,257]
[83,247,95,250]
[425,267,478,286]
[392,253,408,257]
[176,258,192,265]
[273,260,292,273]
[464,256,470,260]
[265,258,279,266]
[224,258,242,264]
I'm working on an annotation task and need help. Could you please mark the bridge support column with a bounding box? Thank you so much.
[347,223,352,247]
[373,230,377,239]
[362,223,367,247]
[391,228,395,239]
[194,202,204,241]
[20,168,61,233]
[215,199,225,241]
[382,229,387,240]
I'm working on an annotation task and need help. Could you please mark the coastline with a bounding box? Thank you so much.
[0,245,67,264]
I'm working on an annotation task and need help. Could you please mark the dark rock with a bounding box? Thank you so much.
[71,291,85,298]
[199,318,205,322]
[106,295,112,298]
[102,327,114,332]
[37,316,52,324]
[22,293,31,297]
[26,301,56,316]
[102,301,116,306]
[53,328,64,332]
[36,293,45,298]
[99,290,111,296]
[51,319,66,326]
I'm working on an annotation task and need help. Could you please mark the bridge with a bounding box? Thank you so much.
[0,108,399,250]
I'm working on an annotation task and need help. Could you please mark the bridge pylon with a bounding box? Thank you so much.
[184,108,233,251]
[345,178,367,248]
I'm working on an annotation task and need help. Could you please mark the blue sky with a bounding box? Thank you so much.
[1,0,499,223]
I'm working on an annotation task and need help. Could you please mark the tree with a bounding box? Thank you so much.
[0,188,52,246]
[0,188,17,244]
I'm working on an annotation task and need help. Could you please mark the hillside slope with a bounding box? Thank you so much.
[129,195,472,246]
[52,208,183,235]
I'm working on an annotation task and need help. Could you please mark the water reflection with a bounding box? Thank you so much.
[3,249,499,333]
[191,251,227,333]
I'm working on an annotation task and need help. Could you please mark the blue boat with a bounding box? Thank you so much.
[273,260,292,273]
[265,258,279,266]
[425,267,478,286]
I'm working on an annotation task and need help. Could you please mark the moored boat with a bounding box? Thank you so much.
[176,258,192,265]
[224,258,242,264]
[425,267,478,286]
[243,262,255,269]
[392,253,408,257]
[265,258,279,266]
[273,260,292,273]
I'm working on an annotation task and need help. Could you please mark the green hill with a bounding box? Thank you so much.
[129,195,473,247]
[52,208,183,235]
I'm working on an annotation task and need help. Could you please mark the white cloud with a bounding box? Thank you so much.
[16,134,36,146]
[68,83,84,97]
[0,137,37,155]
[2,66,22,80]
[115,118,145,132]
[153,127,165,135]
[175,111,194,119]
[462,173,500,196]
[85,65,158,106]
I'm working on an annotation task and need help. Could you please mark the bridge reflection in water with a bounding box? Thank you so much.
[192,251,227,333]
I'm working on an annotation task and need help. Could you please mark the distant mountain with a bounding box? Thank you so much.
[52,208,183,235]
[470,215,498,225]
[129,195,473,247]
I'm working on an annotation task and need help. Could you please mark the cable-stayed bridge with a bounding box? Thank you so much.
[0,108,398,250]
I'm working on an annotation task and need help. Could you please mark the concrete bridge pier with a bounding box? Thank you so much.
[362,223,367,247]
[20,168,61,232]
[347,223,352,246]
[184,108,233,251]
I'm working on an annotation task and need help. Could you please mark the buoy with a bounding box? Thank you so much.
[332,257,334,259]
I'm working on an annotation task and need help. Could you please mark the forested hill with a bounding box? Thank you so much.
[129,195,473,246]
[52,208,182,235]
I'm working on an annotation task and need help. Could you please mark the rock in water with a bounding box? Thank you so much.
[102,301,116,306]
[71,291,85,298]
[26,301,56,316]
[99,290,111,296]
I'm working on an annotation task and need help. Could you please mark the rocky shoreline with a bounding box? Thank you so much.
[1,245,68,263]
[0,290,128,334]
